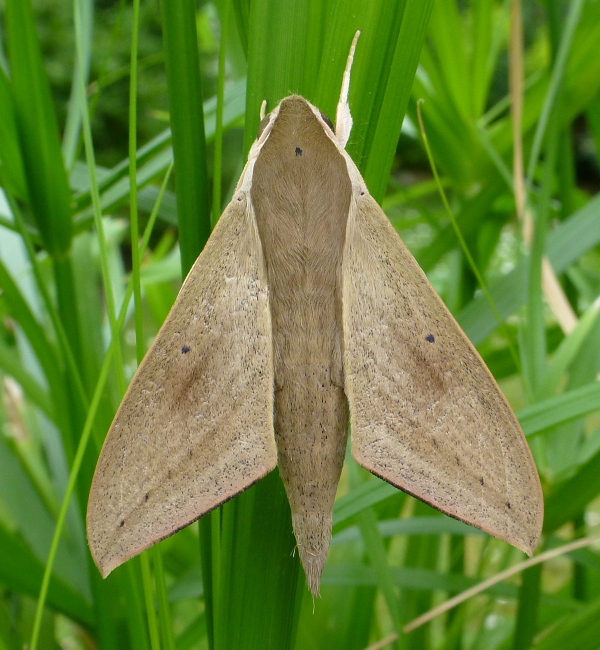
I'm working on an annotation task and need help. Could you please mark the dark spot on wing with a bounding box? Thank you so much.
[425,334,435,343]
[295,146,302,156]
[480,477,484,486]
[506,501,512,509]
[181,345,191,354]
[119,519,125,527]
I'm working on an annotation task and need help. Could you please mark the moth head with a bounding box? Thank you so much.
[319,111,334,132]
[303,99,341,148]
[246,95,340,175]
[256,96,336,145]
[255,105,280,144]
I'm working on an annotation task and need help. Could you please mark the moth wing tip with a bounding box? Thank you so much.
[512,527,542,558]
[88,531,131,579]
[89,546,121,579]
[99,563,114,579]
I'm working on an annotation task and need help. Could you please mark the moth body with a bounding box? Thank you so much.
[253,97,351,591]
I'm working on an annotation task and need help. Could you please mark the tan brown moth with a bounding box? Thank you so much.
[87,33,543,596]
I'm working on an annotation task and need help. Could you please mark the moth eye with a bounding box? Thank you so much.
[320,112,334,131]
[257,114,271,138]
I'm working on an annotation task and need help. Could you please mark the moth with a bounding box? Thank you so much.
[87,34,543,597]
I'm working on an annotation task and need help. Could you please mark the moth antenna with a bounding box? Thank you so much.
[335,29,360,147]
[259,99,267,121]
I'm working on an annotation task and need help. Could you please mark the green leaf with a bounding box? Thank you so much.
[5,0,73,256]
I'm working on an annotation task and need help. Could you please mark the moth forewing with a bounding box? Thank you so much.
[86,189,277,577]
[339,167,543,555]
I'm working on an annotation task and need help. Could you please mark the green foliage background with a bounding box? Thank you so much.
[0,0,599,648]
